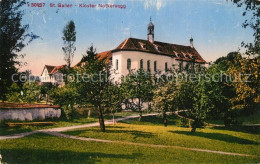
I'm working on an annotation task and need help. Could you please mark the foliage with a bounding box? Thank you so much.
[74,45,110,131]
[6,83,22,103]
[40,82,55,103]
[22,81,41,103]
[50,84,78,119]
[228,55,260,110]
[0,0,38,101]
[62,20,76,69]
[153,82,177,126]
[104,82,124,124]
[230,0,260,56]
[121,69,154,120]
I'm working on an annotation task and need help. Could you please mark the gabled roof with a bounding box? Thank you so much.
[97,50,112,61]
[41,65,65,76]
[112,38,206,63]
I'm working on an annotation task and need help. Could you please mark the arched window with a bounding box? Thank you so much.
[165,62,168,72]
[154,61,157,72]
[116,59,119,70]
[147,60,151,72]
[140,59,144,69]
[127,58,131,70]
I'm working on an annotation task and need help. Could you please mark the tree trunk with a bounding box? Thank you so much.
[97,104,105,132]
[87,109,91,119]
[139,109,142,121]
[112,113,115,126]
[163,110,168,127]
[191,126,196,133]
[138,98,142,121]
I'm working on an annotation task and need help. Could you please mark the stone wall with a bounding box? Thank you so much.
[0,108,61,121]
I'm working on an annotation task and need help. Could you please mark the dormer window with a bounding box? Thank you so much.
[178,53,184,58]
[139,42,146,49]
[155,45,162,52]
[185,54,191,59]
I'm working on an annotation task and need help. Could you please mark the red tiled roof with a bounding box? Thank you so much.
[41,65,65,76]
[97,50,112,61]
[50,65,65,74]
[112,38,206,63]
[74,37,206,67]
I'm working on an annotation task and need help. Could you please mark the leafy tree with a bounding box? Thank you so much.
[40,82,55,104]
[230,0,259,56]
[6,83,22,103]
[121,69,154,121]
[22,81,41,103]
[62,20,76,69]
[74,45,110,132]
[0,0,38,101]
[105,82,124,125]
[228,55,260,111]
[153,82,176,126]
[50,84,78,119]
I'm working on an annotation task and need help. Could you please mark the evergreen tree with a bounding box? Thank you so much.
[0,0,38,101]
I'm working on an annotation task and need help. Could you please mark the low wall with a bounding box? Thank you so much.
[0,108,61,121]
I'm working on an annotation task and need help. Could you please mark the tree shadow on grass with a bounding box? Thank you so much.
[120,115,178,126]
[211,125,260,134]
[171,131,259,145]
[0,148,142,164]
[67,127,155,139]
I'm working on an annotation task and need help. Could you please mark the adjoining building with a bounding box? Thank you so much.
[40,65,64,85]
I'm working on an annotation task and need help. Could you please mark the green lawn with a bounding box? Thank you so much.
[63,115,260,157]
[0,133,259,163]
[0,111,136,136]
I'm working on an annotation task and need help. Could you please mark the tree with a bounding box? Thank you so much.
[228,55,260,111]
[6,83,22,103]
[62,20,76,69]
[230,0,259,56]
[22,81,41,103]
[105,82,124,125]
[121,69,154,121]
[153,82,176,127]
[0,0,38,101]
[40,82,55,104]
[75,45,110,132]
[50,84,78,119]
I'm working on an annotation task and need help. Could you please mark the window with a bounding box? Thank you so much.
[154,61,157,72]
[116,59,119,70]
[185,54,191,59]
[140,59,143,69]
[127,58,131,70]
[139,42,146,49]
[147,60,151,72]
[165,62,168,72]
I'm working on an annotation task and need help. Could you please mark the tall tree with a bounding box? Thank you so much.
[75,45,110,132]
[0,0,38,101]
[62,20,76,69]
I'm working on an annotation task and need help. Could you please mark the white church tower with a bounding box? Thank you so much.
[147,17,154,43]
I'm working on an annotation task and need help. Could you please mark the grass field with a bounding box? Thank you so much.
[0,114,259,163]
[63,115,260,157]
[0,111,136,136]
[0,133,259,163]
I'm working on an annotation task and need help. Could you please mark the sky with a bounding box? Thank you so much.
[20,0,254,75]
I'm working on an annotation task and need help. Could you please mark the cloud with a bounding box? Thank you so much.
[144,0,165,11]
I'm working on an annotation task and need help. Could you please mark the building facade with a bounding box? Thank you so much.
[98,19,206,81]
